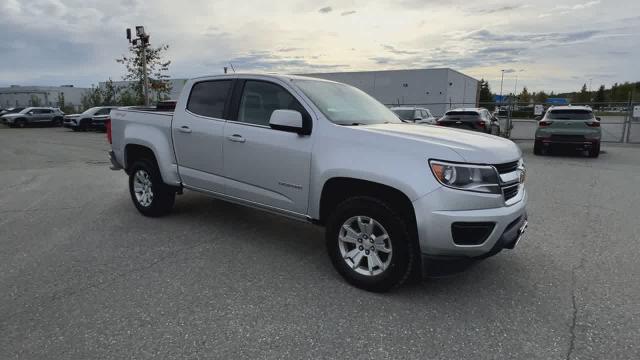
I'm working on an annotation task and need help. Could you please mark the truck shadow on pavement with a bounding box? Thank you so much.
[165,192,532,297]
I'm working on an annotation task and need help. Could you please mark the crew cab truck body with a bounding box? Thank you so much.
[109,74,528,292]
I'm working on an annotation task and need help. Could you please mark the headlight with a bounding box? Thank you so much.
[429,160,501,194]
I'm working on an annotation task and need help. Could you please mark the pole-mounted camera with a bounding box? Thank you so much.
[125,26,151,106]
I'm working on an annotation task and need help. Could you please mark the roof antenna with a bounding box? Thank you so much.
[229,62,236,73]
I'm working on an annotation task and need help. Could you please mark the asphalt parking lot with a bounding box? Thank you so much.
[1,127,639,359]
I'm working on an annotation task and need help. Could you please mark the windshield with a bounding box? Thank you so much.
[82,107,100,115]
[294,80,402,125]
[19,108,31,114]
[5,108,24,114]
[547,109,593,120]
[391,109,415,120]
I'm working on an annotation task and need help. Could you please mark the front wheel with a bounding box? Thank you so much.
[128,160,175,217]
[326,196,416,292]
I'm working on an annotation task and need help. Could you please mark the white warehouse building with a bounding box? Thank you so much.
[302,68,479,116]
[95,68,479,116]
[0,85,90,111]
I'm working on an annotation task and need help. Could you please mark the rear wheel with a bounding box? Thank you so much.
[128,160,176,217]
[51,117,62,127]
[588,143,600,158]
[326,196,415,292]
[534,140,543,155]
[16,119,27,128]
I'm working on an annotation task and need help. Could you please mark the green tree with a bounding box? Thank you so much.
[116,90,139,106]
[102,78,118,106]
[80,85,104,110]
[478,79,493,105]
[519,86,531,104]
[116,43,172,104]
[594,85,606,107]
[57,92,65,109]
[534,91,548,103]
[576,83,590,104]
[29,95,42,107]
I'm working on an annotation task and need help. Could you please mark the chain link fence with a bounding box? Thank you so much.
[385,101,640,144]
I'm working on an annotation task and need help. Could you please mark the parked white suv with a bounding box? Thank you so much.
[108,74,528,292]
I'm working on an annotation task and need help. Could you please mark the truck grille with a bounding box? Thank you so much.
[502,184,519,201]
[493,161,519,174]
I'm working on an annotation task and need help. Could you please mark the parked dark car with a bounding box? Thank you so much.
[437,108,500,135]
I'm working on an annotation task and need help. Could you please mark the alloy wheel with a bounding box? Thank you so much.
[338,216,393,276]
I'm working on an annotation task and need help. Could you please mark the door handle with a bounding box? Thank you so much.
[227,134,246,143]
[178,126,192,133]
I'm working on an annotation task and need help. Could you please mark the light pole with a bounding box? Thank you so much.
[499,69,505,108]
[126,26,150,106]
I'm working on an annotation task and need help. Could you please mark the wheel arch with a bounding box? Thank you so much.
[318,177,417,230]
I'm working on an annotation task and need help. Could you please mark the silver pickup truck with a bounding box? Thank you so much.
[108,74,528,292]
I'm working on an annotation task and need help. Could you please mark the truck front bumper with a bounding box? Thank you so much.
[413,187,528,258]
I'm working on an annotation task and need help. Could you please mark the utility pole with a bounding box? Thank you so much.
[126,26,151,106]
[499,69,505,108]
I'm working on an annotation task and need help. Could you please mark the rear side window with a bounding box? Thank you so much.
[187,80,232,118]
[238,81,307,126]
[547,109,593,120]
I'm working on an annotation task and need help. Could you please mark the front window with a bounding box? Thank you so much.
[82,107,101,115]
[19,108,32,114]
[391,109,415,121]
[546,109,593,120]
[294,80,401,125]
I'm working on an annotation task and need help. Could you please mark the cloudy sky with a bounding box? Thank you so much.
[1,0,638,93]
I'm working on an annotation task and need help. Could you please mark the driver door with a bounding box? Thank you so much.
[223,79,314,215]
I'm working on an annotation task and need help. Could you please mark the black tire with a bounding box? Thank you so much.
[51,117,62,127]
[128,160,175,217]
[79,119,89,131]
[16,119,27,128]
[533,140,543,155]
[588,143,600,158]
[326,196,416,292]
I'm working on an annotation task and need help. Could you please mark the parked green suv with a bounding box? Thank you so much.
[534,106,601,158]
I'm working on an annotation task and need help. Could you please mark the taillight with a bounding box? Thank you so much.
[585,121,600,127]
[539,120,553,127]
[106,117,112,144]
[476,121,486,128]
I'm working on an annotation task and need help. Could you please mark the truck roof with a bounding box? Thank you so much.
[189,73,341,84]
[548,105,592,111]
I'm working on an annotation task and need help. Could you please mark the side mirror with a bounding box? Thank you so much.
[27,111,34,115]
[269,109,307,134]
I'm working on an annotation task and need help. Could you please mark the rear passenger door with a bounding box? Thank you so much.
[222,79,314,215]
[172,79,233,193]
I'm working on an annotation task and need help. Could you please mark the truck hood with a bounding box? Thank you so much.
[360,123,522,164]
